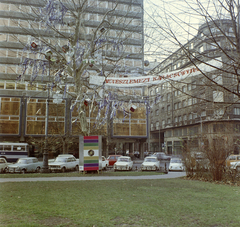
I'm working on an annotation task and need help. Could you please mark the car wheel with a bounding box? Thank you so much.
[61,167,66,173]
[21,169,26,174]
[36,167,41,173]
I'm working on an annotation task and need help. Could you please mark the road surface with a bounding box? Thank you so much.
[0,171,186,183]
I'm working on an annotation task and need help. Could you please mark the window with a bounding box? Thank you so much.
[200,93,205,102]
[183,114,187,121]
[182,86,187,92]
[182,100,187,107]
[201,111,206,117]
[174,103,178,110]
[174,117,178,123]
[192,82,196,89]
[167,105,171,112]
[234,108,240,115]
[174,90,180,96]
[156,121,159,130]
[178,116,182,122]
[199,45,204,53]
[155,109,159,116]
[193,98,197,104]
[162,120,165,128]
[187,84,191,91]
[188,98,192,105]
[189,113,192,120]
[178,102,181,108]
[213,91,224,102]
[167,118,171,124]
[212,75,223,85]
[214,108,224,117]
[167,93,170,102]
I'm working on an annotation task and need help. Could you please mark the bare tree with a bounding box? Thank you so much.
[9,0,143,136]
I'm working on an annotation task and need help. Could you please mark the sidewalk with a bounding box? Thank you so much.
[0,172,186,183]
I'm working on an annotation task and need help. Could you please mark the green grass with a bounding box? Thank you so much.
[0,178,239,227]
[0,170,164,178]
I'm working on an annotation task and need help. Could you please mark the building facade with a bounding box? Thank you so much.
[149,19,240,155]
[0,0,147,157]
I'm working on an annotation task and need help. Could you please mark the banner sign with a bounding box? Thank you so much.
[90,58,222,87]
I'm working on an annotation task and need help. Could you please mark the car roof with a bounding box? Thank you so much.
[20,157,37,159]
[57,154,75,158]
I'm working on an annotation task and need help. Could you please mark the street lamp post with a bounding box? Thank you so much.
[41,52,52,173]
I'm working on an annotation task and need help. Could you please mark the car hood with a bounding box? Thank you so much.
[169,163,183,167]
[8,164,25,168]
[115,162,130,166]
[49,162,65,166]
[142,162,158,166]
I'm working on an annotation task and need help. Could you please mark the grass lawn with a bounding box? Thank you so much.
[0,178,239,227]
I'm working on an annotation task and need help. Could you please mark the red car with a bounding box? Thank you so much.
[107,155,122,166]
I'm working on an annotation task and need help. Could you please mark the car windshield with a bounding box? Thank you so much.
[16,159,28,164]
[145,158,156,162]
[171,159,182,163]
[55,157,67,162]
[118,158,129,162]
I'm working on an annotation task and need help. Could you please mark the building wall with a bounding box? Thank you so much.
[0,0,147,155]
[148,19,240,155]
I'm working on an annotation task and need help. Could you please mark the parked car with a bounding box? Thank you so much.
[49,154,79,172]
[101,156,109,170]
[141,156,160,171]
[107,155,122,167]
[226,155,240,168]
[169,158,185,171]
[154,152,171,161]
[113,156,133,171]
[0,157,11,173]
[7,157,43,173]
[232,161,240,171]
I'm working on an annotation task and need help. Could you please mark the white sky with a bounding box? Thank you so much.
[143,0,230,61]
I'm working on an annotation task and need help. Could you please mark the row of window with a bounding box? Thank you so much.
[152,107,240,130]
[0,2,142,13]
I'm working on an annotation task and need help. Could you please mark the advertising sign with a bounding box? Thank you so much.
[79,136,102,172]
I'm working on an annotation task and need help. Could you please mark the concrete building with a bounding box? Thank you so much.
[148,19,240,155]
[0,0,147,157]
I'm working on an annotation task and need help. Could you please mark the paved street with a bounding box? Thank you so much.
[0,171,186,183]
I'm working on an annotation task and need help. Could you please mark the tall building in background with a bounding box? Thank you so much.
[148,19,240,155]
[0,0,146,157]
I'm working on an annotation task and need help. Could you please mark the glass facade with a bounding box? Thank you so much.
[0,97,20,134]
[26,99,65,135]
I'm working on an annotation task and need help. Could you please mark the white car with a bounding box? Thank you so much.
[7,157,43,173]
[101,156,109,170]
[141,156,160,171]
[231,161,240,171]
[0,158,11,173]
[49,154,79,172]
[113,156,133,171]
[169,158,185,171]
